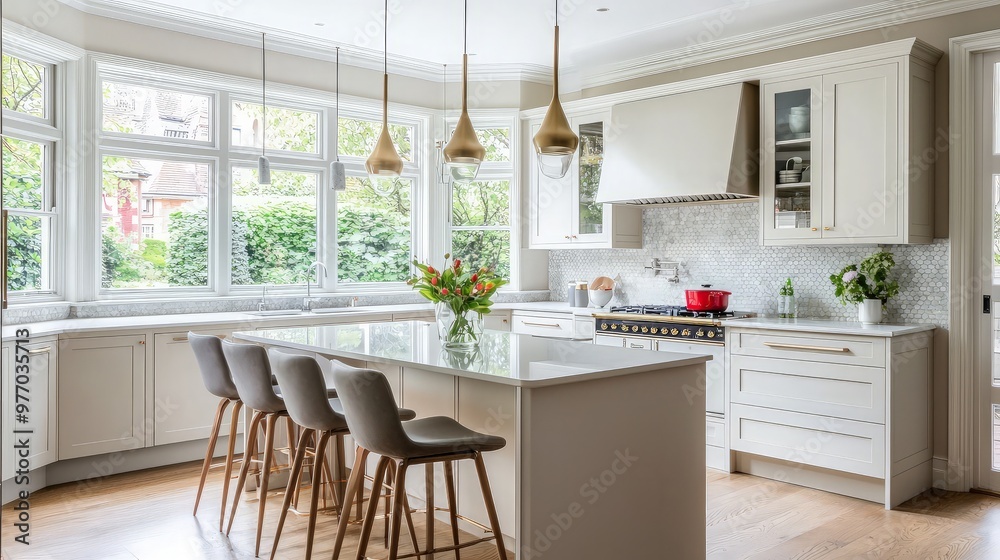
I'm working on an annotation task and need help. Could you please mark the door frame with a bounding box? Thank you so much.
[949,30,1000,492]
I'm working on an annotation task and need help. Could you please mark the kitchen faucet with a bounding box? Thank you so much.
[303,261,329,311]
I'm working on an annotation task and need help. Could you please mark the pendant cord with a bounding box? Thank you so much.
[384,0,388,75]
[261,32,266,158]
[335,46,340,162]
[464,0,468,54]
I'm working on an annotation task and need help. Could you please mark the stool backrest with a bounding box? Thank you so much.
[221,341,285,413]
[330,361,410,458]
[188,332,239,400]
[268,349,347,433]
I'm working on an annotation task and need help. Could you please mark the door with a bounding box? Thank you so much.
[59,335,146,459]
[979,50,1000,492]
[571,112,610,244]
[529,121,575,246]
[762,76,823,242]
[821,63,899,240]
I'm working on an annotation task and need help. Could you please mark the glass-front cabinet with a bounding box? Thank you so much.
[528,110,642,249]
[762,76,823,242]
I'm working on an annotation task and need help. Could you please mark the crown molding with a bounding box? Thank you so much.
[2,19,85,63]
[579,0,996,89]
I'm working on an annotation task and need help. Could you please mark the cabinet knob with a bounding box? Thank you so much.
[824,226,833,231]
[564,235,571,239]
[138,340,145,345]
[811,227,818,231]
[571,235,578,239]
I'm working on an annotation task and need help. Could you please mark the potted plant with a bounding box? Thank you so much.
[829,250,900,324]
[408,254,507,351]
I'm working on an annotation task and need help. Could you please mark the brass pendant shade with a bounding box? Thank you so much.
[366,1,403,179]
[533,22,578,179]
[443,2,485,184]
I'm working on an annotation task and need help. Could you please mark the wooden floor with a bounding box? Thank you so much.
[3,462,1000,559]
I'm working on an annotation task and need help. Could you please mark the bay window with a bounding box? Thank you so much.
[336,176,412,284]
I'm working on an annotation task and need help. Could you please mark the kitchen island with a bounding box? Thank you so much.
[233,321,709,560]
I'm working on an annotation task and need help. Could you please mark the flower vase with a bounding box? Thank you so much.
[435,302,484,351]
[858,299,882,325]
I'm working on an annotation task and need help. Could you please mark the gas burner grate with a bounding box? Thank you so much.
[609,305,747,319]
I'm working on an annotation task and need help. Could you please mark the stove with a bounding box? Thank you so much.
[594,305,754,343]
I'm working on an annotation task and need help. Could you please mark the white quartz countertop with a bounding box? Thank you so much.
[722,317,936,337]
[233,321,709,388]
[1,301,603,341]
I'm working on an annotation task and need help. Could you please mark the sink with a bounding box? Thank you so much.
[246,310,305,317]
[308,307,360,314]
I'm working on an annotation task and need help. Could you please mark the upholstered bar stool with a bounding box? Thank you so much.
[331,362,509,560]
[221,340,305,556]
[267,349,420,559]
[189,333,245,532]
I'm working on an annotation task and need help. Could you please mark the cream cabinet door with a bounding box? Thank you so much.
[153,331,238,446]
[821,63,899,240]
[1,344,11,480]
[528,122,575,247]
[59,335,146,459]
[2,339,59,476]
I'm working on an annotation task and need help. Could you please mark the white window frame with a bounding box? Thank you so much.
[98,75,218,149]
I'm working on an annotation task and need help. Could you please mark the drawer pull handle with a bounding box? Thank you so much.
[522,322,562,328]
[171,334,227,342]
[26,347,52,355]
[629,343,645,349]
[763,342,850,353]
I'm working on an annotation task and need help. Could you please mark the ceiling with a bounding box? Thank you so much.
[57,0,996,84]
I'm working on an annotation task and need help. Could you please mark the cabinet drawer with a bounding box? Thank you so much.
[730,355,885,423]
[511,314,575,338]
[624,337,653,351]
[706,418,726,449]
[594,334,624,348]
[732,330,885,368]
[731,403,885,479]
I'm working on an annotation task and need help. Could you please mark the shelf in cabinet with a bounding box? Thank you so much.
[775,138,811,149]
[774,182,811,189]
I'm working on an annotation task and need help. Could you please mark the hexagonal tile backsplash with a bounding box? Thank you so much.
[549,202,949,327]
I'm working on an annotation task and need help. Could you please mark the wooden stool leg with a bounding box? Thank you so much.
[254,413,279,557]
[384,461,394,546]
[473,453,508,560]
[193,398,229,516]
[333,447,369,560]
[444,461,461,560]
[388,459,409,560]
[285,416,297,464]
[305,431,332,559]
[401,490,421,559]
[270,429,312,558]
[425,464,436,560]
[225,410,264,535]
[219,400,243,532]
[357,456,392,560]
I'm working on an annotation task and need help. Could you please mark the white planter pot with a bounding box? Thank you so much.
[858,299,883,325]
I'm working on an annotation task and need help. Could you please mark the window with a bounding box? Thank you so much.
[100,156,210,289]
[339,117,413,161]
[232,101,319,153]
[142,197,154,215]
[102,81,211,142]
[2,54,47,119]
[3,137,55,293]
[337,176,412,284]
[448,125,514,280]
[231,167,318,286]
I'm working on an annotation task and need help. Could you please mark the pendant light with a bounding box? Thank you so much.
[532,0,578,180]
[332,47,346,191]
[365,0,403,180]
[257,32,271,185]
[442,0,486,184]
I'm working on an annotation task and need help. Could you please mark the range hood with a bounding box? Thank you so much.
[596,83,759,205]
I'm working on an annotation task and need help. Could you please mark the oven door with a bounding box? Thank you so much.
[655,340,725,416]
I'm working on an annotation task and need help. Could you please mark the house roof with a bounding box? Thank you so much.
[145,161,208,197]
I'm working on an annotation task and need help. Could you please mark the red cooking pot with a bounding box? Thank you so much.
[685,285,732,312]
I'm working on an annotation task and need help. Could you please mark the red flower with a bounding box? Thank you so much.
[441,288,450,295]
[431,277,438,286]
[476,283,484,292]
[471,273,478,283]
[485,282,494,290]
[428,266,436,274]
[454,259,462,269]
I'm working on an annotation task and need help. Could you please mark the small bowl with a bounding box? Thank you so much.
[589,289,613,308]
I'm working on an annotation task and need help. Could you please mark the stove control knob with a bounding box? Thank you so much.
[641,326,649,333]
[651,327,659,334]
[611,324,619,330]
[696,329,705,337]
[631,325,639,333]
[601,323,609,330]
[670,328,679,336]
[682,329,692,336]
[707,331,716,338]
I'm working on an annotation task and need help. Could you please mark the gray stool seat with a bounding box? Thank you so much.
[403,416,506,457]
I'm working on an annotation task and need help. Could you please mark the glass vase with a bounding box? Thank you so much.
[435,302,485,351]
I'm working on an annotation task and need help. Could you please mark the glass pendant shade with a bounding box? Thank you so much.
[332,161,346,191]
[443,53,485,184]
[257,155,271,185]
[533,23,578,180]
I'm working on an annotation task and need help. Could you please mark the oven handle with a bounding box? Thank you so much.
[763,342,850,353]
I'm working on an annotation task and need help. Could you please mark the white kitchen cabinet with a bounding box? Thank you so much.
[59,335,146,459]
[153,330,240,446]
[527,111,642,249]
[727,326,934,508]
[483,309,511,332]
[2,337,59,478]
[1,344,11,480]
[761,42,938,245]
